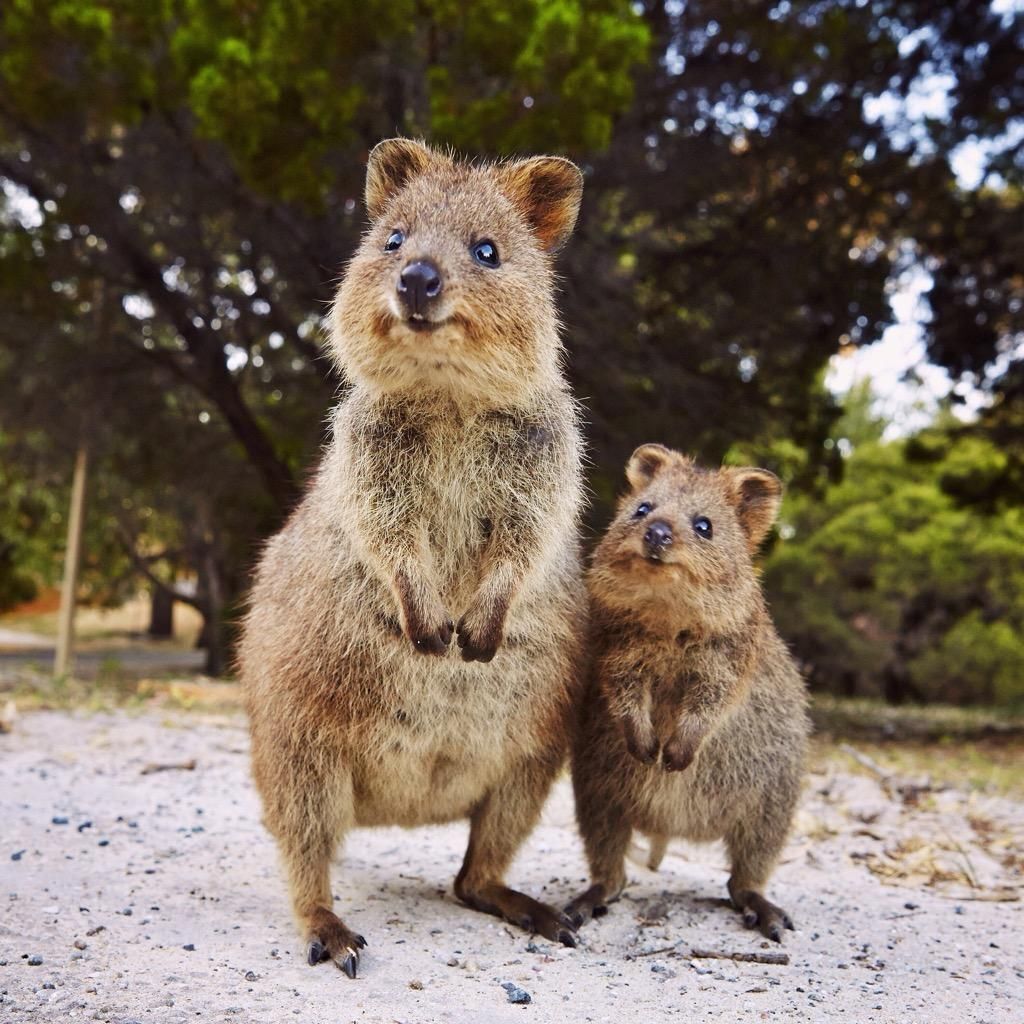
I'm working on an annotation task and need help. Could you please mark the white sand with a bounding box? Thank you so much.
[1,709,1020,1023]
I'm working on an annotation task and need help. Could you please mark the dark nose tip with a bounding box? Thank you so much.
[643,520,673,554]
[397,260,442,317]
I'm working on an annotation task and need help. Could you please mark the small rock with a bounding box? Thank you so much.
[121,908,133,916]
[52,816,69,826]
[77,821,92,833]
[42,981,56,990]
[408,980,424,990]
[501,982,531,1004]
[74,939,87,951]
[11,849,26,861]
[98,839,110,848]
[27,954,43,966]
[904,902,918,910]
[244,971,258,982]
[182,943,195,951]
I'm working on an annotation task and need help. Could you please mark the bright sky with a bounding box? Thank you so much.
[826,0,1022,436]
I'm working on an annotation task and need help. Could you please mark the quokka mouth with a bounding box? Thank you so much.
[402,316,450,334]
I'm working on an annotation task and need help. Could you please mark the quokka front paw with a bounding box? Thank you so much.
[662,720,705,772]
[407,616,454,655]
[456,599,508,663]
[621,715,659,765]
[394,571,454,656]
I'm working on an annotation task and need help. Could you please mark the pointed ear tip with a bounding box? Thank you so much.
[735,467,782,488]
[630,442,671,459]
[547,157,584,192]
[505,154,583,187]
[368,137,430,160]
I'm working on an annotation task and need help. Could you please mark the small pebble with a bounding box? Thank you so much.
[73,939,87,951]
[27,954,43,966]
[408,980,424,990]
[11,849,26,861]
[52,816,69,826]
[98,839,110,848]
[244,970,258,982]
[77,821,92,833]
[501,982,531,1004]
[183,943,195,951]
[904,902,918,910]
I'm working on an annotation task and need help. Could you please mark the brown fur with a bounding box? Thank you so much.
[567,446,810,942]
[239,139,587,975]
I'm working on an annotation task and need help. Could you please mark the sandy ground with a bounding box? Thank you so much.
[1,709,1021,1024]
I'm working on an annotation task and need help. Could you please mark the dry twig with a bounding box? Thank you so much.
[140,758,197,775]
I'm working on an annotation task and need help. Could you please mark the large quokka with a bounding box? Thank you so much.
[239,139,587,977]
[567,445,809,941]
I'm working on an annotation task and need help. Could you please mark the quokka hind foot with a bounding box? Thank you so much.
[303,906,367,977]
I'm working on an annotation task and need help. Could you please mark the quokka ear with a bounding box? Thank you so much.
[728,468,783,551]
[365,138,439,220]
[625,443,675,490]
[496,156,584,252]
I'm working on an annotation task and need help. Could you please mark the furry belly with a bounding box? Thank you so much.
[350,726,506,828]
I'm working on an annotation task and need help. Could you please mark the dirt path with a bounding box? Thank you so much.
[1,709,1021,1023]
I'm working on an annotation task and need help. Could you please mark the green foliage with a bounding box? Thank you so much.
[764,422,1024,708]
[0,0,1020,691]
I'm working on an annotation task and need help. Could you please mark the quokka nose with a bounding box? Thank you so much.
[643,520,674,552]
[397,260,443,317]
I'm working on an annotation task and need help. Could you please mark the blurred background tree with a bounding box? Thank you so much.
[0,0,1020,698]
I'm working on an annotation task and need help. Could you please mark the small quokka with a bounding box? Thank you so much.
[567,444,809,941]
[239,139,588,977]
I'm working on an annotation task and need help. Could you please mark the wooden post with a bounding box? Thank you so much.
[54,445,88,678]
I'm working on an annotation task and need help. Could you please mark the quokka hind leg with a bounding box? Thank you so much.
[259,754,366,976]
[564,773,632,928]
[724,812,796,943]
[454,755,578,948]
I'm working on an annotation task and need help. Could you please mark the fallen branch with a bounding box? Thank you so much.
[140,758,197,775]
[934,888,1019,903]
[690,948,790,966]
[839,743,938,804]
[631,943,684,958]
[839,743,890,781]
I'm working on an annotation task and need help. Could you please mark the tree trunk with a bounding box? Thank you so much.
[54,445,88,678]
[148,585,174,638]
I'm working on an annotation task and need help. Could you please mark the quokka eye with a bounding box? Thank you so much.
[634,502,653,518]
[471,239,500,267]
[384,230,404,252]
[692,515,713,539]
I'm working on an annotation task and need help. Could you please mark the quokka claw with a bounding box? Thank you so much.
[337,948,359,978]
